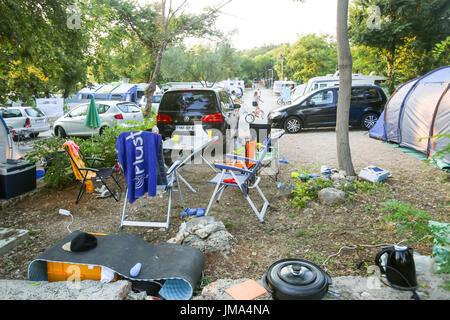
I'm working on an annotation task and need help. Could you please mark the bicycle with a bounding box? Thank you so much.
[242,102,265,124]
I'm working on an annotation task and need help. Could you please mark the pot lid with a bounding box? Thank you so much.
[278,263,317,286]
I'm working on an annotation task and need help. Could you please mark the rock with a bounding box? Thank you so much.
[0,280,132,300]
[127,290,147,300]
[318,188,346,205]
[302,208,314,217]
[193,278,272,300]
[414,253,437,276]
[276,182,295,197]
[183,230,235,254]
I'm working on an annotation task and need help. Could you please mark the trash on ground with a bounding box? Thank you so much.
[358,165,390,183]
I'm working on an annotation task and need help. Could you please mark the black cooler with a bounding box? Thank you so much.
[0,159,36,200]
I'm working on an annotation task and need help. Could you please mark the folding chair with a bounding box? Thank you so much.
[117,131,183,232]
[62,141,122,204]
[215,139,258,171]
[205,138,272,224]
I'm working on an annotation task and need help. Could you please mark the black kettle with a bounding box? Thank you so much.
[375,245,418,290]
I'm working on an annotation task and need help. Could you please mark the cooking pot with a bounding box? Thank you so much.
[262,258,332,300]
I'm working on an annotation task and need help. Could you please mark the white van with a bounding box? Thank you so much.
[302,73,387,95]
[273,80,296,95]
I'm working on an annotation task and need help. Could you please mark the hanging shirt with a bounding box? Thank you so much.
[116,131,163,203]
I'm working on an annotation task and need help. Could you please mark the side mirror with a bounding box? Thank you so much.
[233,104,241,109]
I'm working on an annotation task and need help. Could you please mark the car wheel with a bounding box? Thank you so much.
[56,126,67,138]
[99,126,107,135]
[284,116,302,134]
[361,113,379,130]
[30,132,39,138]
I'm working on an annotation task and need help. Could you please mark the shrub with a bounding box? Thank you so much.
[25,118,156,188]
[378,200,432,242]
[25,136,75,187]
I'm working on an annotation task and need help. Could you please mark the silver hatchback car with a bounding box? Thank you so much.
[53,100,144,137]
[0,106,50,140]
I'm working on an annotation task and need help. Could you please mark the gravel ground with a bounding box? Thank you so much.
[0,87,448,299]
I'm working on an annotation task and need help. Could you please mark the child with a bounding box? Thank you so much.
[251,90,264,118]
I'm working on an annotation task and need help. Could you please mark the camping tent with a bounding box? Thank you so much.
[369,66,450,165]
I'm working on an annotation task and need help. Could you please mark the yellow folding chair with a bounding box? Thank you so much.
[62,141,122,204]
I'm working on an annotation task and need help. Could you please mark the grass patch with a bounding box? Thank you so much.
[378,200,432,242]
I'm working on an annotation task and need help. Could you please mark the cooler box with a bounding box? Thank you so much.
[0,159,36,199]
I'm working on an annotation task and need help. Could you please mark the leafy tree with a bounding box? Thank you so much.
[349,0,450,92]
[0,0,90,104]
[100,0,225,117]
[161,41,241,87]
[286,34,337,83]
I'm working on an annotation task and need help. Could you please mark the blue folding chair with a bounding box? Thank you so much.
[205,138,272,224]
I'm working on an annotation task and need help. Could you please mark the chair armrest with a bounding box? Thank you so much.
[225,154,257,163]
[214,163,252,174]
[85,157,105,162]
[167,160,182,175]
[78,167,99,173]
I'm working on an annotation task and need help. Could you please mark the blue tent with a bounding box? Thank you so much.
[369,66,450,164]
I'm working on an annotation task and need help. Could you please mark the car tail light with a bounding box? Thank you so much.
[114,114,123,120]
[202,113,223,123]
[157,114,173,123]
[25,118,31,127]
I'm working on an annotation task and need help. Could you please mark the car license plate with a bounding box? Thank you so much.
[175,125,194,131]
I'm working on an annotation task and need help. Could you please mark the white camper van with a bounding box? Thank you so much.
[301,73,387,96]
[273,80,296,95]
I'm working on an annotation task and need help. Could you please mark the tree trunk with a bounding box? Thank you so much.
[144,43,165,118]
[336,0,355,176]
[144,0,169,118]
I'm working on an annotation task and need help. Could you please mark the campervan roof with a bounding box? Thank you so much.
[303,73,387,95]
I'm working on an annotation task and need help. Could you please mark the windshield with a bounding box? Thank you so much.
[25,108,45,117]
[160,90,218,112]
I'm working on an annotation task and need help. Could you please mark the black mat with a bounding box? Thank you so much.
[27,230,204,300]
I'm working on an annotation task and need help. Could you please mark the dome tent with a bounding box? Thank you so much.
[369,66,450,165]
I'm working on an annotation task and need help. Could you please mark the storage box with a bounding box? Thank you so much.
[0,160,36,199]
[358,166,390,183]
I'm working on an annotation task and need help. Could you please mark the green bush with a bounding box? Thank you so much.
[25,136,75,188]
[290,177,333,209]
[25,118,156,188]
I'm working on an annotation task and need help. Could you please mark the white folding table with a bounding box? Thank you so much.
[163,134,219,193]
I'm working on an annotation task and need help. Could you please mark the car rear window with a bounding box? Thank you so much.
[159,91,218,112]
[117,103,139,113]
[25,108,45,117]
[1,109,22,118]
[351,87,381,102]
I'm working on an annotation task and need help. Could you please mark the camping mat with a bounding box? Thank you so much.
[27,230,205,300]
[383,141,450,172]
